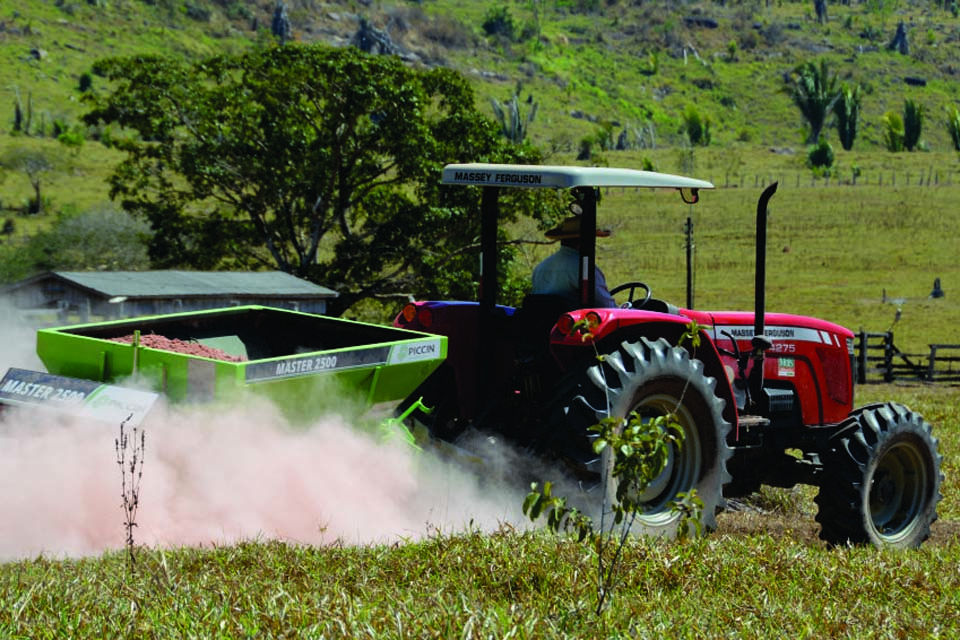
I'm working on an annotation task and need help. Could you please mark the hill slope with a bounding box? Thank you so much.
[1,0,959,154]
[1,1,958,350]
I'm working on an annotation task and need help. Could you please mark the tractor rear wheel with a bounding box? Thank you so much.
[814,403,943,549]
[564,337,732,538]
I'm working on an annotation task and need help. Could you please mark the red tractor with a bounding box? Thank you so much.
[394,163,943,549]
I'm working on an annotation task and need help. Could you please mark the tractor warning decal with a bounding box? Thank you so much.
[778,358,796,377]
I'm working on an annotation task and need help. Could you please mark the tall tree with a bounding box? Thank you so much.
[0,145,60,214]
[786,60,839,144]
[0,207,151,282]
[83,45,550,316]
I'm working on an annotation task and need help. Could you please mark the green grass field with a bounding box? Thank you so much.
[3,137,959,640]
[1,386,958,638]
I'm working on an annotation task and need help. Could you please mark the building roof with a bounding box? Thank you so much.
[6,271,338,300]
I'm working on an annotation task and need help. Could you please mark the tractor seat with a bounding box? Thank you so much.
[639,298,681,315]
[515,294,575,346]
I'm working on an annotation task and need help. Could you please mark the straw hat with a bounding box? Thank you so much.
[544,216,612,240]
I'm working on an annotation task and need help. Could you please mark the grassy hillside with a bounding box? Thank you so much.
[1,0,959,151]
[413,0,960,153]
[1,0,958,350]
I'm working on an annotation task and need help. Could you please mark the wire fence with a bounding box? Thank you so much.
[720,169,956,190]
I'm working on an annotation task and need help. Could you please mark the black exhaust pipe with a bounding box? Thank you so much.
[754,182,779,339]
[748,182,779,411]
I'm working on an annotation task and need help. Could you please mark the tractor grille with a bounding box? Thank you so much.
[763,387,795,416]
[817,346,851,405]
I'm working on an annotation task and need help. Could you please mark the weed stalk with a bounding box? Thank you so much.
[115,416,146,571]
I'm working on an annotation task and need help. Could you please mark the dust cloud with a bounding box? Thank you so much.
[0,299,533,561]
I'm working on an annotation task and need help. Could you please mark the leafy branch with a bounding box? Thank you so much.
[523,320,706,614]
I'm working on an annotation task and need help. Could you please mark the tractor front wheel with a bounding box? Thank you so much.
[815,403,943,549]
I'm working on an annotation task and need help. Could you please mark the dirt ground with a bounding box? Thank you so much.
[715,508,960,548]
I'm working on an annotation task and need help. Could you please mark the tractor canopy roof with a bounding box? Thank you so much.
[449,163,716,310]
[442,163,714,202]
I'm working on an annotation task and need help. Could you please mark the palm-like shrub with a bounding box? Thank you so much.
[834,83,862,151]
[903,99,924,151]
[883,111,905,152]
[786,60,839,144]
[491,93,538,143]
[948,107,960,151]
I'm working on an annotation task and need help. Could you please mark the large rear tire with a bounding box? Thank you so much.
[814,402,943,549]
[566,337,732,538]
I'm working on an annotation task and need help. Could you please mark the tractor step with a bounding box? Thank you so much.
[738,414,771,428]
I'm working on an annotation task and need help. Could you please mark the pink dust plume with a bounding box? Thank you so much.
[0,299,527,561]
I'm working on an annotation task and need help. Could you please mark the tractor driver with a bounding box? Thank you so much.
[531,216,617,308]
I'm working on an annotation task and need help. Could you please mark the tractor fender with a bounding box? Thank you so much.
[556,315,737,429]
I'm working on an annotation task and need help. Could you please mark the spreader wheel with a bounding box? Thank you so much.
[814,403,943,549]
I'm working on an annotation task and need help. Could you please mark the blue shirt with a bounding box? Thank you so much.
[531,245,616,308]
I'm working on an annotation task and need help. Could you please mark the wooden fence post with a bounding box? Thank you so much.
[857,331,867,384]
[883,332,894,382]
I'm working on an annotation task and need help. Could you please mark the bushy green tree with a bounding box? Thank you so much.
[0,145,60,214]
[833,83,862,151]
[786,60,839,144]
[83,45,550,316]
[807,135,835,171]
[36,208,152,272]
[682,105,711,147]
[482,6,516,40]
[0,207,151,282]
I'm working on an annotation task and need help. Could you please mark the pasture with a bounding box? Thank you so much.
[0,381,958,637]
[3,104,960,640]
[1,177,959,636]
[510,147,960,357]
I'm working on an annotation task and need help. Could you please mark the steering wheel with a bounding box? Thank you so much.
[610,282,653,309]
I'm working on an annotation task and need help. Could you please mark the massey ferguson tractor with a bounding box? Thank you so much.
[394,163,943,549]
